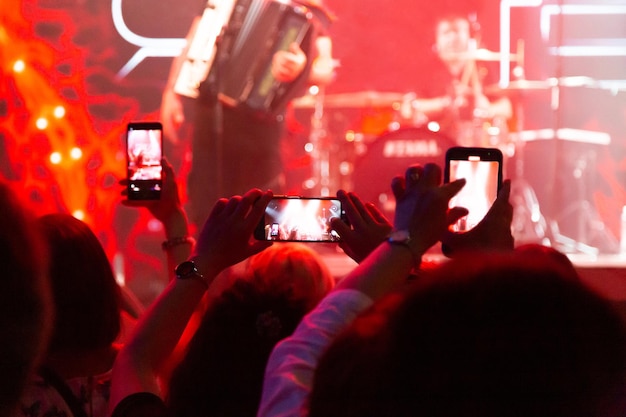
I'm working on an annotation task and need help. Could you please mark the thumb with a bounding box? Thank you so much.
[289,42,302,54]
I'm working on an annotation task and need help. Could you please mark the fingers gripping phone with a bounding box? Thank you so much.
[254,196,347,242]
[126,122,163,200]
[444,147,503,232]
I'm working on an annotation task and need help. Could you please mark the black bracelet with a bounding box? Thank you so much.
[162,236,196,251]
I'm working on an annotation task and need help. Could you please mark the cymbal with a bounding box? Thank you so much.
[484,77,597,94]
[484,80,552,94]
[444,48,519,62]
[292,91,405,109]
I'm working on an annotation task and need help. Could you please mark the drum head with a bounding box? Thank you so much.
[351,127,456,221]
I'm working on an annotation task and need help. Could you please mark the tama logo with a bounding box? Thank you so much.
[382,139,441,158]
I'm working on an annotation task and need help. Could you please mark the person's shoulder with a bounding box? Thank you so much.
[18,376,72,417]
[110,392,168,417]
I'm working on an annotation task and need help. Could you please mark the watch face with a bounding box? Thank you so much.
[176,261,198,278]
[389,230,411,242]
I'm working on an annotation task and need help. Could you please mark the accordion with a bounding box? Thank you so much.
[173,0,239,99]
[217,0,315,115]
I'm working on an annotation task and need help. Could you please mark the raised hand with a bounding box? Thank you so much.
[441,179,514,256]
[330,190,392,263]
[192,189,273,278]
[390,163,467,255]
[122,158,185,226]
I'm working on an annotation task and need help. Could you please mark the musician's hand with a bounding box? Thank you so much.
[272,42,307,83]
[474,93,491,114]
[309,36,335,86]
[160,89,185,144]
[452,84,470,108]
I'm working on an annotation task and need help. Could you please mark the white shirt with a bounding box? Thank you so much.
[257,289,373,417]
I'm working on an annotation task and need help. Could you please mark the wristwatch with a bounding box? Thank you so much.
[388,230,421,270]
[175,260,208,288]
[387,229,411,246]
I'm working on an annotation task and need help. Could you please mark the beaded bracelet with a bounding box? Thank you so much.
[162,236,196,251]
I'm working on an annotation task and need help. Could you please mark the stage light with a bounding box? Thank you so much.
[427,121,441,133]
[304,142,314,152]
[53,106,66,118]
[13,60,25,73]
[147,219,162,233]
[72,210,85,221]
[36,117,49,130]
[70,147,83,160]
[50,152,62,164]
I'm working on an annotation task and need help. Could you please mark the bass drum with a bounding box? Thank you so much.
[350,127,456,222]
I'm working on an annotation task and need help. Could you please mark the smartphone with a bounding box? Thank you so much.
[254,196,347,242]
[444,147,503,232]
[126,122,163,200]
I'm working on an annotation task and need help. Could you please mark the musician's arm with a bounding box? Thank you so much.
[166,17,200,94]
[309,35,335,86]
[409,94,512,120]
[160,16,202,143]
[487,96,513,120]
[410,96,454,117]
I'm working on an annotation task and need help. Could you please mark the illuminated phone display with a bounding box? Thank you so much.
[445,147,503,232]
[126,122,163,200]
[255,197,345,242]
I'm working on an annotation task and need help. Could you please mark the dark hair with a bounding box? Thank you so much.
[0,182,52,417]
[310,251,626,417]
[166,278,311,417]
[36,213,122,353]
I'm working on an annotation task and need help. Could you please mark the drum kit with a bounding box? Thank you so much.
[291,48,616,253]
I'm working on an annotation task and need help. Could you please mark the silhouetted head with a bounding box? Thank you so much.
[310,250,626,417]
[36,213,122,354]
[0,182,52,417]
[167,243,334,417]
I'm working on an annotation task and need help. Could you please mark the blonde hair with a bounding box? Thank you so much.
[246,243,335,310]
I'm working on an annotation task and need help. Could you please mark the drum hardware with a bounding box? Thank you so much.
[300,87,332,195]
[544,75,618,254]
[294,90,410,196]
[292,90,405,109]
[516,129,617,254]
[299,86,353,196]
[350,127,455,224]
[482,76,598,96]
[490,70,551,247]
[442,48,520,63]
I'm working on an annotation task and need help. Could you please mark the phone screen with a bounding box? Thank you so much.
[126,122,163,200]
[254,197,345,242]
[445,147,502,232]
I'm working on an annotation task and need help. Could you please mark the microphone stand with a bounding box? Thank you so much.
[202,27,228,200]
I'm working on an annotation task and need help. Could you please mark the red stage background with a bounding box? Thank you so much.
[1,0,625,305]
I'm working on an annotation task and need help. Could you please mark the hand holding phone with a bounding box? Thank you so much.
[444,147,503,232]
[126,122,163,200]
[254,196,347,242]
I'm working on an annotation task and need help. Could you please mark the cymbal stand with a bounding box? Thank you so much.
[508,49,550,247]
[302,86,332,196]
[508,100,550,246]
[542,24,612,254]
[549,144,617,255]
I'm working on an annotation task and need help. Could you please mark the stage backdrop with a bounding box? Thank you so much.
[1,0,625,304]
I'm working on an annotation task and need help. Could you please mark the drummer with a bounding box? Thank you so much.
[405,12,513,148]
